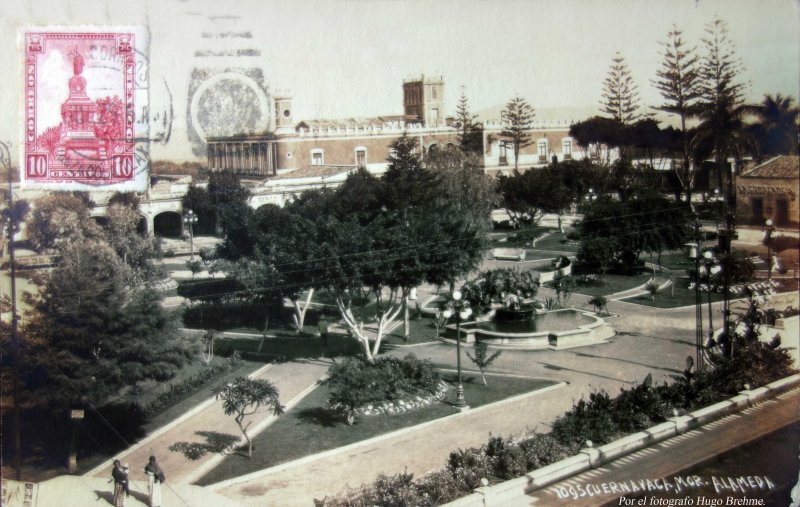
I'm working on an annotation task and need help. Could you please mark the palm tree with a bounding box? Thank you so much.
[746,94,799,158]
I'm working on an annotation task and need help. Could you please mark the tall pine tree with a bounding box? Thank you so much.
[692,16,752,203]
[653,25,701,202]
[500,96,535,170]
[453,89,481,154]
[601,52,641,125]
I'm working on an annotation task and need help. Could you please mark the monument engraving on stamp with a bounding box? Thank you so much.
[21,27,149,191]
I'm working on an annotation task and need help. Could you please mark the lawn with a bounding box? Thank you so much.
[572,271,653,297]
[195,372,558,485]
[531,233,580,253]
[141,358,264,433]
[382,315,442,346]
[620,276,726,308]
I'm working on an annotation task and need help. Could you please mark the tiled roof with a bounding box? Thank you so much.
[740,155,799,178]
[268,165,356,181]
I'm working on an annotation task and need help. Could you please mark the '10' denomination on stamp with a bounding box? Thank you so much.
[22,27,149,190]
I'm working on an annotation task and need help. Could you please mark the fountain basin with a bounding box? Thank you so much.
[443,308,614,350]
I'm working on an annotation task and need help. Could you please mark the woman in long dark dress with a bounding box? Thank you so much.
[111,460,128,507]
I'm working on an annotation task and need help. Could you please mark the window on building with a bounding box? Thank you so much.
[538,140,548,159]
[561,138,572,158]
[432,86,437,99]
[499,142,508,165]
[311,149,324,165]
[355,148,367,168]
[431,108,439,123]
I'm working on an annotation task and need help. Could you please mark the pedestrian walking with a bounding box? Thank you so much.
[111,460,128,507]
[144,455,166,507]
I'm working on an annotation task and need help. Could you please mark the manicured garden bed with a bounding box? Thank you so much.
[195,372,557,485]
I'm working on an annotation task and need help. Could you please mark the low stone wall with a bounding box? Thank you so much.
[492,248,526,261]
[443,374,800,507]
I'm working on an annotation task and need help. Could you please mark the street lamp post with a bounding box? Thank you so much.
[442,290,472,409]
[701,250,722,348]
[2,140,23,480]
[687,221,703,371]
[765,219,775,285]
[183,209,198,260]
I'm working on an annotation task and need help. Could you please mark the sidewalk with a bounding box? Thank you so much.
[85,359,330,488]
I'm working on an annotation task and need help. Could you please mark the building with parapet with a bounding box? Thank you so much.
[206,76,589,182]
[735,155,799,227]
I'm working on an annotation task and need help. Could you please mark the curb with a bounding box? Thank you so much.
[182,372,327,485]
[82,363,274,478]
[445,373,800,507]
[207,376,567,491]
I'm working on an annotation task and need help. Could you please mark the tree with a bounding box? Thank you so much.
[466,342,502,386]
[498,166,572,232]
[588,294,609,315]
[601,52,641,125]
[24,240,187,466]
[424,150,499,290]
[692,16,753,204]
[107,191,140,210]
[212,377,284,458]
[500,96,535,170]
[577,195,690,273]
[747,94,799,157]
[181,185,216,235]
[25,193,101,252]
[453,90,482,154]
[208,169,250,209]
[653,26,702,202]
[104,203,159,283]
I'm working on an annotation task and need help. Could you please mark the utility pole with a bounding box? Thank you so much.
[2,140,23,480]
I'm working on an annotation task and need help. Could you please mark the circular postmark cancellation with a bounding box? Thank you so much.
[186,67,271,156]
[20,26,163,192]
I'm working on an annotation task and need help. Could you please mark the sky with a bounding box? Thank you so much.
[1,0,798,162]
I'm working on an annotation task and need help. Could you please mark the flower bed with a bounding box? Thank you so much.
[325,354,445,424]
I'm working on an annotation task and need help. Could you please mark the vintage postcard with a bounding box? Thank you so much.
[0,1,798,507]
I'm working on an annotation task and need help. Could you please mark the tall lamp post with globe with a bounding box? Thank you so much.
[183,208,199,260]
[442,290,472,409]
[765,219,775,285]
[700,250,722,349]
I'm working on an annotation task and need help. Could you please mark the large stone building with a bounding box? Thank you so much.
[206,77,585,181]
[735,155,799,226]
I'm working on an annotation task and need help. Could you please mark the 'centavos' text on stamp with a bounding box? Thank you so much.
[21,28,149,191]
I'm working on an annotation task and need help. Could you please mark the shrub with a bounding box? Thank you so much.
[447,448,494,491]
[371,471,428,507]
[486,436,527,480]
[765,234,798,254]
[518,434,573,469]
[612,382,671,433]
[325,354,443,421]
[551,391,616,446]
[142,362,231,417]
[415,468,465,505]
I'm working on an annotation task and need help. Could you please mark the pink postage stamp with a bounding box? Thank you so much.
[21,27,149,190]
